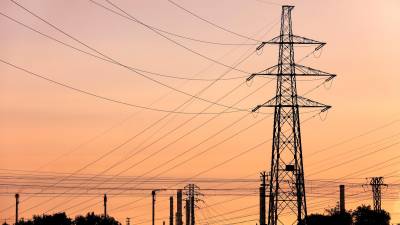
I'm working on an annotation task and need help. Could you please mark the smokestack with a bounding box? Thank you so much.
[260,172,266,225]
[15,193,19,225]
[185,199,190,225]
[340,185,345,213]
[104,194,107,217]
[152,190,156,225]
[176,190,182,225]
[169,196,174,225]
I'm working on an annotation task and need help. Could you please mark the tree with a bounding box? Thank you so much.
[12,212,121,225]
[352,205,390,225]
[326,208,352,225]
[306,213,331,225]
[16,213,71,225]
[17,218,33,225]
[305,207,352,225]
[32,212,72,225]
[74,212,120,225]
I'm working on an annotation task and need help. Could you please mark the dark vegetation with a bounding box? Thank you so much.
[306,205,390,225]
[1,205,390,225]
[3,212,120,225]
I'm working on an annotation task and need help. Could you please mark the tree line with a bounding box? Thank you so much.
[306,205,391,225]
[1,204,391,225]
[3,212,120,225]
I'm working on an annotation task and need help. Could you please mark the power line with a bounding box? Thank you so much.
[89,0,267,46]
[0,6,276,215]
[307,116,400,158]
[307,131,400,171]
[75,46,326,214]
[0,63,324,220]
[2,62,270,216]
[305,151,400,196]
[0,9,276,215]
[308,141,400,177]
[0,11,261,82]
[253,0,283,6]
[42,78,274,215]
[106,111,321,213]
[8,0,255,112]
[1,177,377,189]
[1,3,328,220]
[23,47,324,216]
[126,137,400,222]
[0,58,242,115]
[165,0,270,42]
[6,13,294,215]
[101,0,252,74]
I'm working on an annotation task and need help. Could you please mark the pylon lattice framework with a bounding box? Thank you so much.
[367,177,387,212]
[248,5,335,225]
[183,184,203,225]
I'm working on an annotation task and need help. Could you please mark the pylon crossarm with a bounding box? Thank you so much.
[294,64,336,81]
[252,96,330,112]
[248,64,336,81]
[247,65,279,81]
[252,96,277,112]
[264,35,325,45]
[297,96,331,112]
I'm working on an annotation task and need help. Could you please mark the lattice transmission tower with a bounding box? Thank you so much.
[366,177,387,212]
[248,5,335,225]
[183,184,203,225]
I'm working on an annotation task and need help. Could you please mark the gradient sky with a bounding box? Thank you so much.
[1,0,400,224]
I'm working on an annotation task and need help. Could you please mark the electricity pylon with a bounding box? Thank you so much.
[365,177,387,212]
[248,5,335,225]
[183,184,203,225]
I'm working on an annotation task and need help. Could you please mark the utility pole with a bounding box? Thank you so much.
[126,217,130,225]
[339,185,345,214]
[247,5,335,225]
[15,193,19,225]
[185,199,190,225]
[104,194,107,217]
[260,172,267,225]
[152,189,166,225]
[152,191,156,225]
[169,196,174,225]
[366,177,387,212]
[176,190,183,225]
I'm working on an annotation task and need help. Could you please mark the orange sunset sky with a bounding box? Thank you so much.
[1,0,400,224]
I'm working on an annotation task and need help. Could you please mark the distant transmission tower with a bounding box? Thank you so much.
[183,184,203,225]
[366,177,387,212]
[248,5,335,225]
